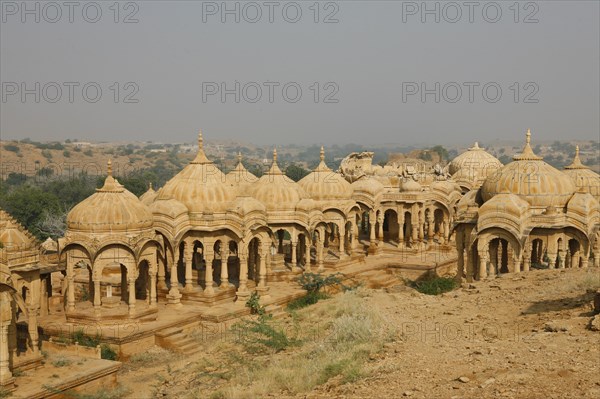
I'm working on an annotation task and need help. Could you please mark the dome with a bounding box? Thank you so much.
[399,178,422,192]
[430,179,459,195]
[481,130,576,209]
[298,147,353,201]
[139,183,158,205]
[449,142,503,186]
[351,177,385,197]
[563,146,600,197]
[157,131,236,214]
[226,152,259,191]
[67,161,154,233]
[0,222,31,251]
[250,149,310,211]
[150,198,189,219]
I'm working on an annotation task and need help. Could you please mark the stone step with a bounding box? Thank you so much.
[156,326,184,338]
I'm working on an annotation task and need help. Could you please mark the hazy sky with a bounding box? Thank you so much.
[1,0,598,145]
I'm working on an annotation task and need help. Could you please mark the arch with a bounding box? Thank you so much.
[383,209,399,244]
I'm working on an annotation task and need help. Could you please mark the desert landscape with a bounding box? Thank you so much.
[106,267,600,399]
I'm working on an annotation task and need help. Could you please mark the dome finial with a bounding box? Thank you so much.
[107,159,113,177]
[149,182,153,190]
[273,147,278,163]
[320,146,325,162]
[513,128,542,161]
[198,129,204,150]
[474,141,479,149]
[238,151,242,163]
[565,144,586,169]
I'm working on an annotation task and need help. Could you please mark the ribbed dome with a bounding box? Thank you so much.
[139,183,158,205]
[298,147,353,201]
[67,161,154,233]
[157,131,236,213]
[449,142,503,185]
[400,178,422,192]
[226,152,259,191]
[563,146,600,197]
[251,149,310,211]
[481,130,576,208]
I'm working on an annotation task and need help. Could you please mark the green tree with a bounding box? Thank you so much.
[285,164,309,182]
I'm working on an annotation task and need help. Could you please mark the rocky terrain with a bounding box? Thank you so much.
[112,267,600,399]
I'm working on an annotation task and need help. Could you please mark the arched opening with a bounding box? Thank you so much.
[434,209,444,238]
[120,264,129,303]
[194,241,205,288]
[383,209,399,245]
[402,211,413,246]
[568,239,581,268]
[530,238,548,268]
[135,260,149,301]
[489,237,510,275]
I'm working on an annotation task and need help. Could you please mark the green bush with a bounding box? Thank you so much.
[298,272,343,294]
[72,329,100,348]
[410,277,456,295]
[4,144,20,153]
[287,291,328,311]
[100,344,117,360]
[246,291,265,316]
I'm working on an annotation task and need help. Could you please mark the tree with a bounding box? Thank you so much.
[430,145,449,162]
[285,164,309,182]
[0,185,60,239]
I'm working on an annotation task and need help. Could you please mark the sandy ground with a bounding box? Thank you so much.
[117,267,600,399]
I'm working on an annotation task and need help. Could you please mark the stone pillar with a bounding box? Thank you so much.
[167,251,181,306]
[257,246,269,292]
[239,254,248,291]
[149,270,157,308]
[204,249,215,295]
[411,220,418,245]
[557,250,565,269]
[571,251,578,269]
[523,247,531,272]
[67,269,75,312]
[290,241,299,271]
[128,279,136,315]
[547,252,557,270]
[157,255,167,290]
[456,249,465,282]
[377,219,384,246]
[220,247,229,288]
[0,294,14,388]
[465,248,474,283]
[305,241,311,271]
[93,279,101,309]
[317,238,325,272]
[443,219,450,244]
[369,219,376,248]
[352,222,359,251]
[398,213,405,247]
[582,253,589,269]
[418,215,424,242]
[26,306,39,354]
[427,210,434,239]
[478,254,488,280]
[184,242,194,292]
[338,226,346,257]
[489,243,498,276]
